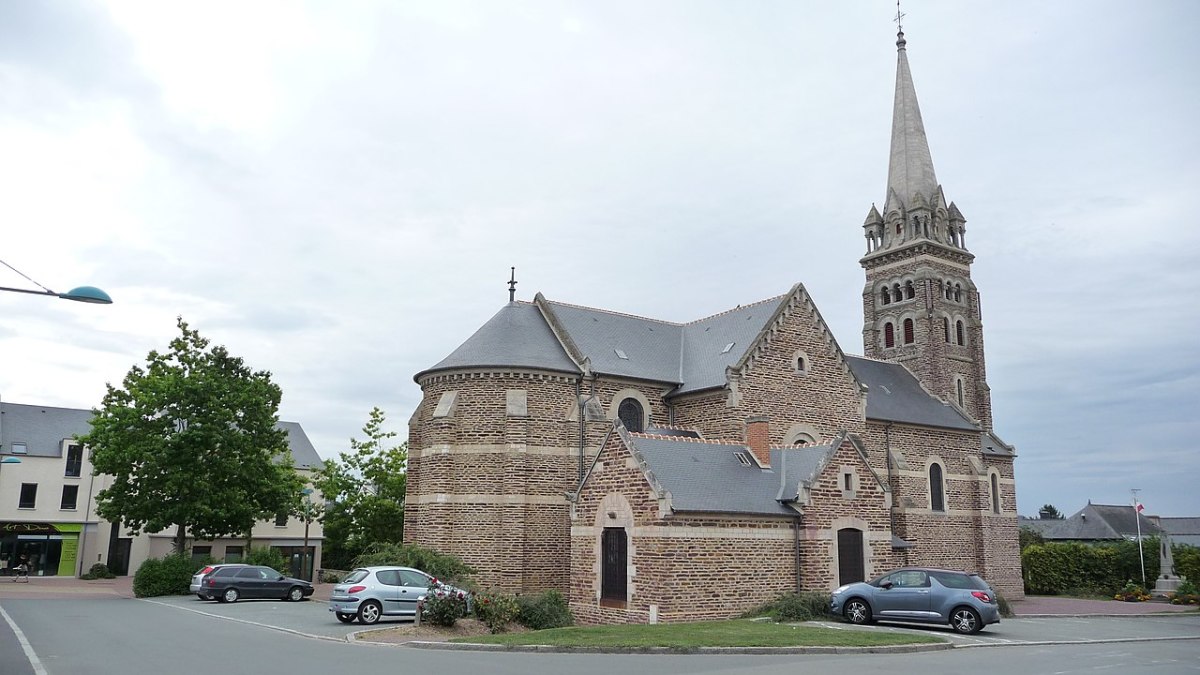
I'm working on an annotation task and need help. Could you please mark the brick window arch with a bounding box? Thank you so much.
[617,398,644,433]
[884,322,895,348]
[903,318,915,344]
[929,463,945,512]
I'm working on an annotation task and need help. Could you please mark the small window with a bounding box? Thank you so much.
[884,322,895,348]
[929,464,945,512]
[881,287,891,305]
[617,398,644,433]
[60,485,79,510]
[11,443,27,455]
[954,284,962,302]
[956,320,965,346]
[956,379,965,407]
[19,483,37,509]
[65,444,84,478]
[274,512,288,527]
[191,546,212,563]
[735,452,752,466]
[991,474,1001,514]
[796,356,805,372]
[225,546,244,563]
[943,317,951,343]
[903,318,915,344]
[843,473,853,490]
[791,433,815,447]
[904,281,915,299]
[614,348,628,360]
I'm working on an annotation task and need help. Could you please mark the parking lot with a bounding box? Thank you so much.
[144,593,408,641]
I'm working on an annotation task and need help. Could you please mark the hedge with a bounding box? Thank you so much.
[1022,538,1161,595]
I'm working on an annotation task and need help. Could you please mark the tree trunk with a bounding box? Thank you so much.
[174,524,187,554]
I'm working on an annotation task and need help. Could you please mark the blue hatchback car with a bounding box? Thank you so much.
[829,567,1000,634]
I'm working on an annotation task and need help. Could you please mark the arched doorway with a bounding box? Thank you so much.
[837,528,865,586]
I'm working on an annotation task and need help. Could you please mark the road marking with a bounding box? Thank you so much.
[141,598,350,643]
[0,603,48,675]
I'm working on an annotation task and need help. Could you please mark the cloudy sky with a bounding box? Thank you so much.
[1,1,1196,517]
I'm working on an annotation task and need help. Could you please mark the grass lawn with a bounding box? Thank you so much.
[449,619,945,648]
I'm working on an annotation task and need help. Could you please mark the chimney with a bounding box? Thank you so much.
[745,416,770,467]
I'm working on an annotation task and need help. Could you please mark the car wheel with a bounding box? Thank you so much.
[222,588,240,604]
[287,586,305,602]
[844,598,873,625]
[336,613,355,624]
[950,607,982,634]
[357,600,382,625]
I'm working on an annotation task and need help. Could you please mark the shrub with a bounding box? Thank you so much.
[133,553,200,597]
[516,590,574,630]
[320,569,348,583]
[80,562,116,580]
[742,591,832,622]
[1174,544,1200,583]
[1114,580,1150,602]
[996,593,1014,618]
[1022,539,1160,596]
[474,592,521,633]
[421,585,469,627]
[1170,579,1199,606]
[352,542,475,587]
[244,546,288,575]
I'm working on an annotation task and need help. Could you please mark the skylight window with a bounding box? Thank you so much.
[11,443,27,455]
[614,348,628,360]
[721,342,735,354]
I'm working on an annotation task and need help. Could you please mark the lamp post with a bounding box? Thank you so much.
[0,284,112,304]
[301,488,313,582]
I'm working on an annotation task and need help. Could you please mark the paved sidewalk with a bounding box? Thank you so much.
[1011,595,1196,616]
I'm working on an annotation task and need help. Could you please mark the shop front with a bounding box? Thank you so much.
[0,522,81,576]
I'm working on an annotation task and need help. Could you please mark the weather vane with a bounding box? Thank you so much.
[895,0,905,33]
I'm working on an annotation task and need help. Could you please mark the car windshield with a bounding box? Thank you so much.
[342,570,369,583]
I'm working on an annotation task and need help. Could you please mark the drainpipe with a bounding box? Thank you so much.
[793,516,803,593]
[576,377,585,483]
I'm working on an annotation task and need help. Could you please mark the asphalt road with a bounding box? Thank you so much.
[1,595,1197,675]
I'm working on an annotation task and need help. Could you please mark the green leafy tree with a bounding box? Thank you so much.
[81,318,305,552]
[315,407,407,567]
[1039,504,1064,520]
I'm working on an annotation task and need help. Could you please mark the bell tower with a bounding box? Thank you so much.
[860,28,992,430]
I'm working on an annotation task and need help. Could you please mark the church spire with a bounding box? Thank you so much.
[884,28,939,214]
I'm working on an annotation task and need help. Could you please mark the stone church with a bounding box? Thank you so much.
[404,28,1023,624]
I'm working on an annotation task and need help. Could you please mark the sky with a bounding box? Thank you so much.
[1,0,1197,518]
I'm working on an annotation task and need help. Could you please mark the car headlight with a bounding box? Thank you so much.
[832,585,851,595]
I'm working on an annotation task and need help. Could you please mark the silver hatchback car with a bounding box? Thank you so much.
[329,566,463,625]
[829,567,1001,634]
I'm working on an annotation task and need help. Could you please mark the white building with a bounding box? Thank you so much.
[0,399,323,578]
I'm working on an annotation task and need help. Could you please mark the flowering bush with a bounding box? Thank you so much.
[474,591,521,633]
[421,584,469,626]
[1114,581,1150,602]
[1169,579,1199,605]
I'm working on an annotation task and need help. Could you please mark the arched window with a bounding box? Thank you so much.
[954,284,962,302]
[792,433,815,447]
[904,280,915,299]
[943,317,951,343]
[956,320,965,346]
[617,398,644,433]
[893,283,902,301]
[795,355,807,373]
[929,463,945,512]
[990,473,1001,514]
[884,322,895,348]
[903,318,914,344]
[881,287,891,305]
[944,281,953,300]
[956,379,965,407]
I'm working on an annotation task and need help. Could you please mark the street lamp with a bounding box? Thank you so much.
[300,488,313,582]
[0,284,112,304]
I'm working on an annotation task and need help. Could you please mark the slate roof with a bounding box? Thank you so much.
[625,432,839,517]
[418,302,579,378]
[844,355,977,431]
[1158,517,1200,547]
[0,400,321,469]
[1020,503,1164,541]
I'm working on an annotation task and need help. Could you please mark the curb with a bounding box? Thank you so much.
[955,635,1200,649]
[1015,612,1199,619]
[398,641,955,654]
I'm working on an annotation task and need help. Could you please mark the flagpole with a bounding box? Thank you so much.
[1132,488,1146,588]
